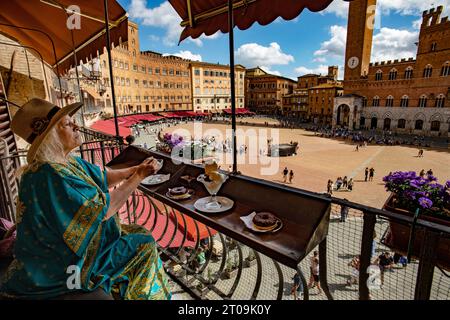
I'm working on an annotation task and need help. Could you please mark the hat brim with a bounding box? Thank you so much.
[26,102,83,163]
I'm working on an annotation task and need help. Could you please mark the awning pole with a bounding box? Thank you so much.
[228,0,237,174]
[103,0,120,139]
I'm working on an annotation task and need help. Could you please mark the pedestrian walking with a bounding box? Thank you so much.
[283,167,289,183]
[426,169,433,176]
[340,201,349,222]
[327,179,333,195]
[308,251,321,294]
[348,178,354,191]
[369,168,375,181]
[365,167,369,182]
[289,170,294,184]
[347,255,360,286]
[291,272,303,300]
[355,144,359,152]
[419,169,425,177]
[342,176,348,189]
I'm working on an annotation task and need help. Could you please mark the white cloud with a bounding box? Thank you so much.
[235,42,294,68]
[321,0,450,18]
[371,27,419,61]
[322,1,349,18]
[376,0,450,16]
[148,35,160,42]
[313,25,347,61]
[260,66,281,76]
[294,65,329,76]
[128,0,221,47]
[312,24,419,66]
[163,51,202,61]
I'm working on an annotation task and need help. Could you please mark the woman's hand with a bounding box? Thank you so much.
[135,157,158,179]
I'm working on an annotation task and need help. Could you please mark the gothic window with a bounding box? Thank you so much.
[385,96,394,107]
[400,95,409,108]
[375,70,383,81]
[441,62,450,77]
[423,65,433,78]
[435,94,445,108]
[418,95,427,108]
[404,67,413,79]
[397,119,406,129]
[415,119,423,130]
[362,97,368,107]
[372,96,380,107]
[388,69,397,81]
[431,121,440,131]
[431,42,437,52]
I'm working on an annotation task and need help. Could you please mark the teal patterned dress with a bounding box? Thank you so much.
[0,156,171,300]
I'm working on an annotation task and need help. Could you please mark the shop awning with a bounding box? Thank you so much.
[223,108,254,115]
[90,119,131,137]
[0,0,128,74]
[168,0,352,43]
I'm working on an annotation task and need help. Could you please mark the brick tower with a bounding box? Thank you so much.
[344,0,377,82]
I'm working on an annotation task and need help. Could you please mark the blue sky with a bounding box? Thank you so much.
[117,0,450,80]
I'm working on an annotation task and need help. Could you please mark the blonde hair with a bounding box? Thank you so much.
[17,126,68,177]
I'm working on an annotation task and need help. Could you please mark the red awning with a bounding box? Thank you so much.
[159,112,182,118]
[0,0,128,74]
[168,0,350,43]
[90,119,131,137]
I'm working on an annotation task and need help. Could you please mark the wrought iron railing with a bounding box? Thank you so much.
[73,137,450,301]
[1,129,448,300]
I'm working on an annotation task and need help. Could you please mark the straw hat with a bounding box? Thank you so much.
[10,98,83,163]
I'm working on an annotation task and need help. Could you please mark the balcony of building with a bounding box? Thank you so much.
[1,124,449,300]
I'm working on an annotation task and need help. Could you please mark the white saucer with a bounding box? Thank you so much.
[240,212,283,233]
[194,196,234,213]
[141,173,170,186]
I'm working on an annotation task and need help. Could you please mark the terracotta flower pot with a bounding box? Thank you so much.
[383,194,450,271]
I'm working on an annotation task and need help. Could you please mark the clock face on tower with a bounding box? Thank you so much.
[348,56,360,69]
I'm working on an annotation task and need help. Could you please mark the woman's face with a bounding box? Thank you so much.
[56,115,81,153]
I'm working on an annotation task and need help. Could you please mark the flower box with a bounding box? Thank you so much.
[383,194,450,271]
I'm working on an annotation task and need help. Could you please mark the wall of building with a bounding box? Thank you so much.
[191,62,245,113]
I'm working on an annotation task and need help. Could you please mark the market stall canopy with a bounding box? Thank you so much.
[0,0,128,74]
[168,0,353,43]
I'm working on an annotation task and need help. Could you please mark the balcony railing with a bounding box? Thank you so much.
[1,130,449,300]
[72,135,450,300]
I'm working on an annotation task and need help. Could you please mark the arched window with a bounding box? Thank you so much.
[400,95,409,107]
[404,67,413,79]
[431,42,437,52]
[423,65,433,78]
[388,69,398,80]
[385,95,394,107]
[375,70,383,81]
[431,121,440,132]
[415,119,424,130]
[397,119,406,129]
[435,94,445,108]
[418,95,427,108]
[362,97,368,107]
[441,62,450,77]
[372,96,380,107]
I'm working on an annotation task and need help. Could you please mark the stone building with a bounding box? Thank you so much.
[190,61,245,113]
[245,67,296,114]
[94,21,193,116]
[282,66,342,121]
[334,0,450,136]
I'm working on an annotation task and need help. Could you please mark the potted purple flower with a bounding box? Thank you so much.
[382,171,450,270]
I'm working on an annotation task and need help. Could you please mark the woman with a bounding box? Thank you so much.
[0,98,171,300]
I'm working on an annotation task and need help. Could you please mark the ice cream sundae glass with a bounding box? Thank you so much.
[197,162,228,210]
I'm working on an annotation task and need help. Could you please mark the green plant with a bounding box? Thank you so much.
[247,250,256,261]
